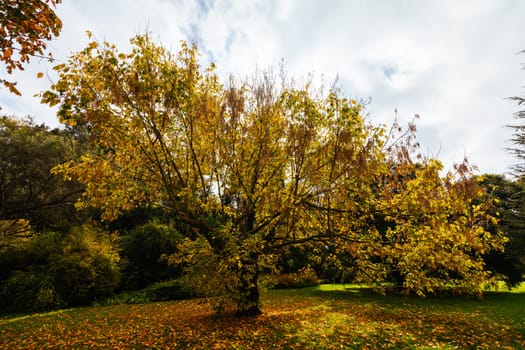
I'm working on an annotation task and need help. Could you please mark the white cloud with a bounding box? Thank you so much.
[1,0,524,175]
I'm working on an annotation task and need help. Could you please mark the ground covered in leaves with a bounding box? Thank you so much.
[1,285,524,349]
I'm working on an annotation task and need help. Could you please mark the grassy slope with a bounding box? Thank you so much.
[0,284,523,349]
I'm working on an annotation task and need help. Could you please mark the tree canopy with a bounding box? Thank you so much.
[42,34,506,315]
[478,174,525,287]
[0,0,62,95]
[0,116,83,236]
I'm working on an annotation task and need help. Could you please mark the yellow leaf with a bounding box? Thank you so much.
[37,72,44,79]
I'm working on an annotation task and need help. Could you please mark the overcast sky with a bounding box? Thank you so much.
[1,0,524,175]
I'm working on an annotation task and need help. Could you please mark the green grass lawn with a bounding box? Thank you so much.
[1,284,523,349]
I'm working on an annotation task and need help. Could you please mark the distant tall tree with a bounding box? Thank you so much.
[0,0,63,95]
[503,50,525,285]
[508,49,525,174]
[0,116,84,233]
[478,174,524,286]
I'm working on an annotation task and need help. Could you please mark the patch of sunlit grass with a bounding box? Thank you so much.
[512,281,525,293]
[310,283,370,292]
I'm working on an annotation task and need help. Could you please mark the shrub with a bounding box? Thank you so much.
[0,224,121,312]
[120,221,182,290]
[145,279,194,301]
[273,266,320,289]
[49,225,121,305]
[0,243,28,283]
[0,269,63,312]
[95,279,194,306]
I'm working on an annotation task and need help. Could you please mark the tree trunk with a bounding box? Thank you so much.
[236,268,262,317]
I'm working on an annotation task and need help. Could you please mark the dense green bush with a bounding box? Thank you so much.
[96,279,194,306]
[0,242,29,283]
[0,269,63,312]
[119,221,183,290]
[48,225,121,306]
[145,279,194,301]
[0,224,121,312]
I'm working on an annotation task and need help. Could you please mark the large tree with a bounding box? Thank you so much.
[0,0,62,95]
[502,49,525,285]
[0,116,83,234]
[43,34,505,315]
[478,174,525,287]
